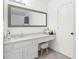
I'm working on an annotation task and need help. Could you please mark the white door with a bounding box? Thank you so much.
[57,2,75,59]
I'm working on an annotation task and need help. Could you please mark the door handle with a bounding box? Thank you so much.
[70,32,74,35]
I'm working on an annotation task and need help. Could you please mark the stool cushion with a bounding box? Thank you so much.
[40,42,48,49]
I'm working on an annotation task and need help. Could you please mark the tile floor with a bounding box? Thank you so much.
[37,49,71,59]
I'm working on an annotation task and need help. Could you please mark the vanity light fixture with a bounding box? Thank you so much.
[15,0,25,5]
[22,0,32,5]
[15,0,21,3]
[12,0,32,5]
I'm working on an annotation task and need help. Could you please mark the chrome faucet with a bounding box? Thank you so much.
[6,30,11,40]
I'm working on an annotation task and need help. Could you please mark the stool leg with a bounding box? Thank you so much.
[46,48,48,55]
[41,49,43,56]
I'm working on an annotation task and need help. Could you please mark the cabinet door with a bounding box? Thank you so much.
[32,40,38,58]
[4,44,13,59]
[22,41,33,59]
[22,47,29,59]
[23,46,35,59]
[27,46,35,59]
[4,46,22,59]
[23,40,38,59]
[28,40,38,59]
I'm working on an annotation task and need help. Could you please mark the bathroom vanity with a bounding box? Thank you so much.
[4,33,55,59]
[3,0,55,59]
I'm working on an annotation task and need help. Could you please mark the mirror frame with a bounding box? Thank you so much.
[8,4,47,27]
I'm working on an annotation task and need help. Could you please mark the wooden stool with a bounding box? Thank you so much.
[39,42,48,56]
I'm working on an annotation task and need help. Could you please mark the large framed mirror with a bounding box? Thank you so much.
[8,4,47,27]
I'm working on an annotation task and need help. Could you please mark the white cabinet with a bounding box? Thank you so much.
[4,40,38,59]
[4,34,55,59]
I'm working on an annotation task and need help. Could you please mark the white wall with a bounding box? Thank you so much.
[4,0,48,35]
[48,0,75,59]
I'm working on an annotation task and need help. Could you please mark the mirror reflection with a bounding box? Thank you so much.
[8,5,47,27]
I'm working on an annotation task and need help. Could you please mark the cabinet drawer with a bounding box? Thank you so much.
[14,41,32,48]
[38,36,55,43]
